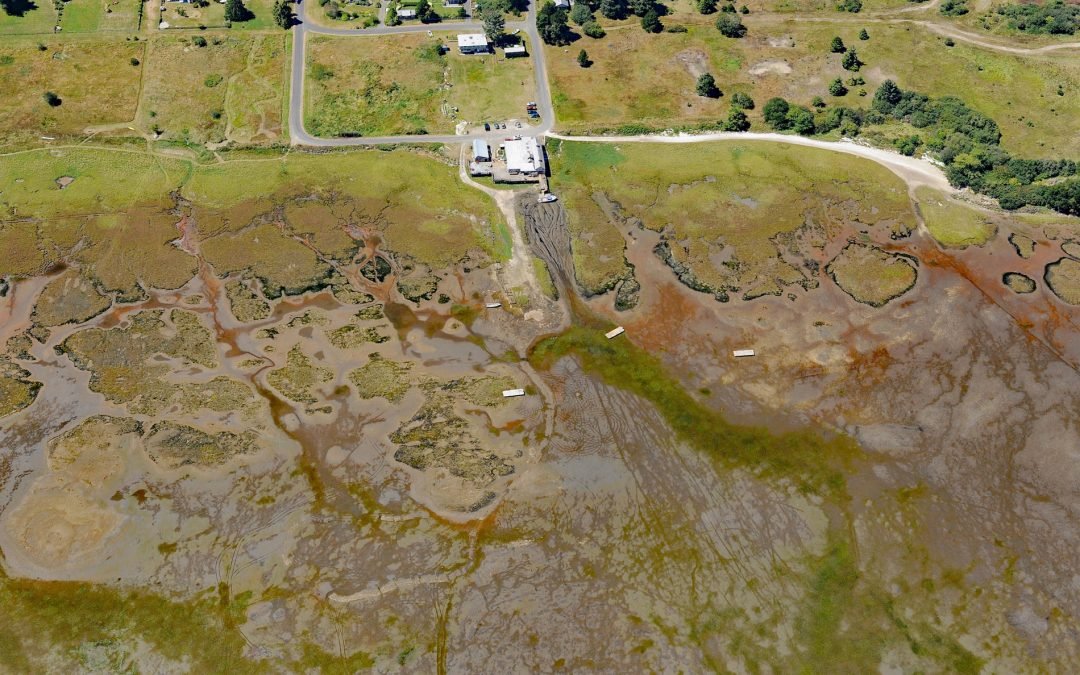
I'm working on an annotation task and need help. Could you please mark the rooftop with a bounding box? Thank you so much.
[458,34,488,48]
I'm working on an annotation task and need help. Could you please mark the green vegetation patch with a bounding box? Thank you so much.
[530,326,859,497]
[328,323,390,349]
[348,354,413,403]
[1008,232,1036,258]
[267,345,332,404]
[827,242,918,307]
[0,357,41,418]
[1044,256,1080,304]
[916,188,995,248]
[550,139,915,299]
[201,223,335,299]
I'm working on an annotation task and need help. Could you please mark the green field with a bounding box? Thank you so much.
[0,0,58,34]
[305,32,536,137]
[548,18,1080,158]
[549,139,916,298]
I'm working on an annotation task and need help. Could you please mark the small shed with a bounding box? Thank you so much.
[397,7,417,18]
[503,44,527,58]
[473,139,491,162]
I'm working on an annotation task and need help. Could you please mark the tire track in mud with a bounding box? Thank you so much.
[517,196,574,292]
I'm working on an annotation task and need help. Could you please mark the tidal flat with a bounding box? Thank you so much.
[2,142,1080,671]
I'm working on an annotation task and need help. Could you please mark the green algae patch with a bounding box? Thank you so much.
[0,358,41,419]
[201,223,335,300]
[32,268,111,328]
[827,243,918,308]
[793,534,983,674]
[348,354,413,403]
[915,188,996,248]
[530,327,859,498]
[225,280,272,322]
[328,323,390,350]
[0,570,261,674]
[267,346,332,404]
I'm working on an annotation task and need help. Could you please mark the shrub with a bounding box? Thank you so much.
[584,20,606,37]
[830,36,845,53]
[722,108,750,131]
[940,0,967,16]
[715,12,745,37]
[836,0,861,11]
[858,28,869,40]
[763,97,790,129]
[696,73,721,98]
[310,63,334,81]
[204,73,224,87]
[698,0,717,13]
[841,49,861,71]
[641,8,662,32]
[192,36,207,47]
[730,92,754,109]
[828,78,848,96]
[43,91,62,107]
[130,57,140,66]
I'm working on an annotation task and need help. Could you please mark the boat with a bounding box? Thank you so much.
[502,389,526,398]
[733,349,756,357]
[485,302,502,309]
[605,327,625,339]
[538,193,558,204]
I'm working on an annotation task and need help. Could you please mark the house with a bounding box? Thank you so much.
[554,0,570,7]
[397,7,417,18]
[504,137,545,176]
[472,139,491,163]
[503,44,527,58]
[446,0,465,5]
[457,34,489,54]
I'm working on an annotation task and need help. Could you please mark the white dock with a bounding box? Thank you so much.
[502,389,525,398]
[485,302,502,309]
[733,349,756,358]
[605,326,625,339]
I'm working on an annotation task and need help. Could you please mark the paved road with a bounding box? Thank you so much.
[288,1,555,146]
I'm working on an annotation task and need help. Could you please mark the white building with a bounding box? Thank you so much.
[503,44,527,58]
[397,7,416,18]
[504,137,545,176]
[554,0,570,7]
[457,34,489,54]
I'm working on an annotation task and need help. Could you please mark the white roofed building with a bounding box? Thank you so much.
[503,137,545,176]
[457,34,489,54]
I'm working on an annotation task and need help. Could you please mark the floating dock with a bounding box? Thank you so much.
[605,327,625,339]
[733,349,756,358]
[502,389,526,398]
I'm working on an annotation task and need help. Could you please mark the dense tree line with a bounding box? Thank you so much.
[754,80,1079,215]
[998,0,1079,35]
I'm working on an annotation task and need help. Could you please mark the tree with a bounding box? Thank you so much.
[836,0,861,11]
[483,9,505,42]
[812,95,825,108]
[696,73,720,98]
[628,0,652,16]
[583,20,605,37]
[858,28,869,40]
[763,97,790,129]
[841,48,861,71]
[641,7,662,31]
[43,91,61,107]
[599,0,627,19]
[828,78,848,96]
[788,106,815,134]
[224,0,253,22]
[698,0,717,13]
[722,108,750,131]
[871,79,903,113]
[730,91,754,109]
[417,0,440,22]
[130,57,140,66]
[192,35,207,47]
[537,2,571,45]
[570,2,593,24]
[830,36,845,53]
[715,12,745,37]
[577,49,591,67]
[386,4,399,24]
[272,0,293,28]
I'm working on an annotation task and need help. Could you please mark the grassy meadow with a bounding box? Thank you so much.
[549,18,1080,158]
[305,32,536,137]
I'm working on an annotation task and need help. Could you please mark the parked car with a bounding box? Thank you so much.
[484,122,490,131]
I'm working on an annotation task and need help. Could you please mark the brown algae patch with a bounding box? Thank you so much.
[1044,257,1080,305]
[1008,233,1037,259]
[144,422,258,470]
[827,243,918,308]
[58,309,257,416]
[0,358,41,419]
[267,346,332,404]
[1063,241,1080,259]
[1003,272,1037,294]
[224,279,272,322]
[348,354,413,403]
[32,268,112,328]
[391,376,518,489]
